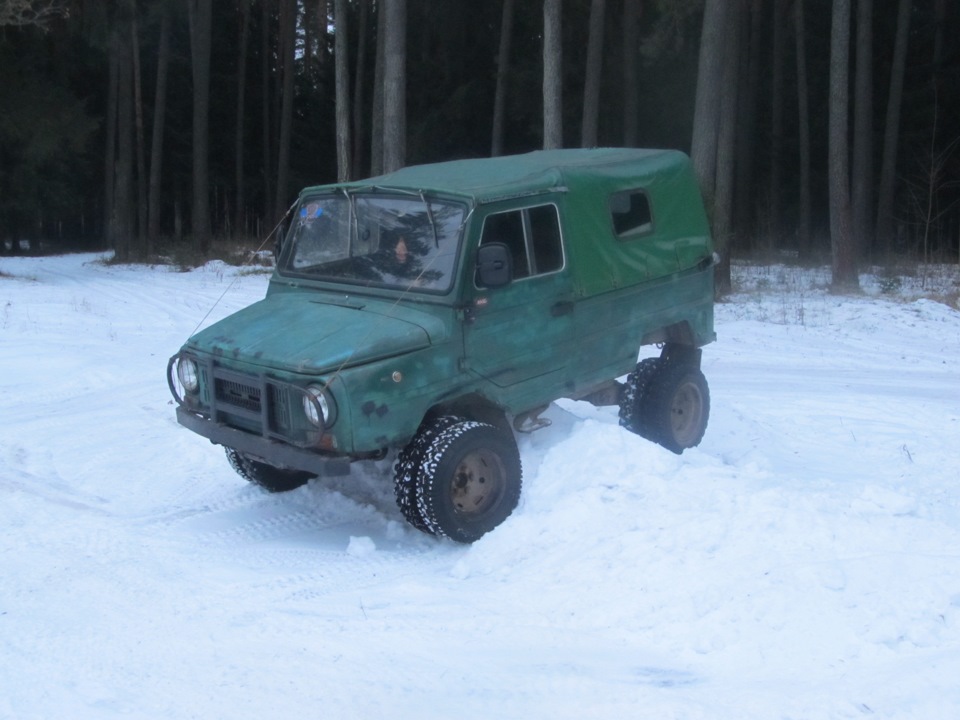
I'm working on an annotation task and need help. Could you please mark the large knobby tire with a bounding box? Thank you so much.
[619,357,663,441]
[644,364,710,454]
[225,448,313,493]
[393,415,460,532]
[415,420,522,543]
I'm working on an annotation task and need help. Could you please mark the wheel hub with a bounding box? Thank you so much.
[451,449,504,516]
[670,381,704,445]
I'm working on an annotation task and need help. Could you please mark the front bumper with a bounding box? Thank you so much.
[176,407,351,477]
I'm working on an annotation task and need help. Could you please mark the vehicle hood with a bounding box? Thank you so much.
[185,293,447,374]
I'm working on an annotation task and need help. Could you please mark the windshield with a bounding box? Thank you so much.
[280,192,466,293]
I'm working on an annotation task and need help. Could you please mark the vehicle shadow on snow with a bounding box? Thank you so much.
[168,402,620,555]
[155,456,434,555]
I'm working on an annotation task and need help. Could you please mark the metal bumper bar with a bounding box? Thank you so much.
[176,407,351,477]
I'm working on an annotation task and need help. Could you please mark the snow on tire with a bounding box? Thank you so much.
[619,357,663,441]
[393,415,461,533]
[415,420,522,543]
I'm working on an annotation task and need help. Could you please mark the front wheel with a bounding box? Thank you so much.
[393,415,460,532]
[414,421,522,543]
[225,448,313,493]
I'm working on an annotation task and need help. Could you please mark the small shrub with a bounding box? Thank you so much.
[879,273,903,295]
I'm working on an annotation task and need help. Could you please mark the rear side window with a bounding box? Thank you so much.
[479,204,563,280]
[528,205,563,274]
[610,189,653,237]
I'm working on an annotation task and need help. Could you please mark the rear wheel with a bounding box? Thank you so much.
[619,357,663,441]
[225,448,313,493]
[644,364,710,454]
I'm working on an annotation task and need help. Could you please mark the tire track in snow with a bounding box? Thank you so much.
[136,477,453,605]
[0,464,114,516]
[144,476,420,547]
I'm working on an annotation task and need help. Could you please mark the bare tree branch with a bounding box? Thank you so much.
[0,0,69,30]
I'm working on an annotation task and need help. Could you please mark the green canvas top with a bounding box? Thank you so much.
[301,148,685,204]
[297,148,712,298]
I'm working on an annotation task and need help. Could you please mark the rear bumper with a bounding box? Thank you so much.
[176,407,351,477]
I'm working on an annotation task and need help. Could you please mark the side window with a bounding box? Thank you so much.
[479,204,563,282]
[610,189,653,237]
[481,210,529,279]
[528,205,563,274]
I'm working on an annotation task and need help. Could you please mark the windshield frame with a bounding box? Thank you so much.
[276,189,469,297]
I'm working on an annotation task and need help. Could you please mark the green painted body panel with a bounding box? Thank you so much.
[182,291,464,454]
[185,292,448,374]
[171,148,715,464]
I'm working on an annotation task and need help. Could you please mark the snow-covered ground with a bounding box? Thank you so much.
[2,252,959,719]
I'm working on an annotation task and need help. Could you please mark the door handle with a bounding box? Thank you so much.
[551,301,574,317]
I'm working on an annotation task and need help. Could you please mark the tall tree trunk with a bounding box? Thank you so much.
[275,0,297,220]
[852,0,873,259]
[131,14,147,257]
[334,0,352,181]
[261,1,274,223]
[828,0,858,291]
[147,3,170,249]
[734,0,762,248]
[114,11,134,262]
[713,0,741,296]
[382,0,406,172]
[920,1,948,270]
[580,0,605,148]
[491,0,515,157]
[234,0,251,237]
[621,0,641,146]
[769,0,785,249]
[104,24,119,245]
[542,0,562,149]
[794,0,811,260]
[690,0,725,209]
[876,0,911,253]
[370,1,386,175]
[187,0,212,253]
[351,0,369,175]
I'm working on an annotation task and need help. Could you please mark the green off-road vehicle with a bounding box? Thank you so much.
[168,148,716,542]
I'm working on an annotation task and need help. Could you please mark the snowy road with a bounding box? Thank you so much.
[2,253,959,719]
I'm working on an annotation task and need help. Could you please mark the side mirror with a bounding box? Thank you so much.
[476,243,512,288]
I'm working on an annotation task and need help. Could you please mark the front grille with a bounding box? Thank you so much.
[216,377,262,413]
[205,365,307,443]
[269,384,292,430]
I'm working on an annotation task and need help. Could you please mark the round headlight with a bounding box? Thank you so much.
[303,385,335,427]
[177,356,199,393]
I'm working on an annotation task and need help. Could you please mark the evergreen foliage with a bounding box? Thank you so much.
[0,0,957,271]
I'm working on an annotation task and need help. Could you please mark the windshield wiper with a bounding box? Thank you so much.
[341,187,358,255]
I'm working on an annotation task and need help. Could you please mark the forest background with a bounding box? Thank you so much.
[1,0,958,294]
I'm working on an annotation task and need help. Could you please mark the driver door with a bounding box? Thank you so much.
[462,202,575,405]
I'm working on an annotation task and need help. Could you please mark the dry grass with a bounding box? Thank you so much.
[100,236,276,273]
[723,255,960,325]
